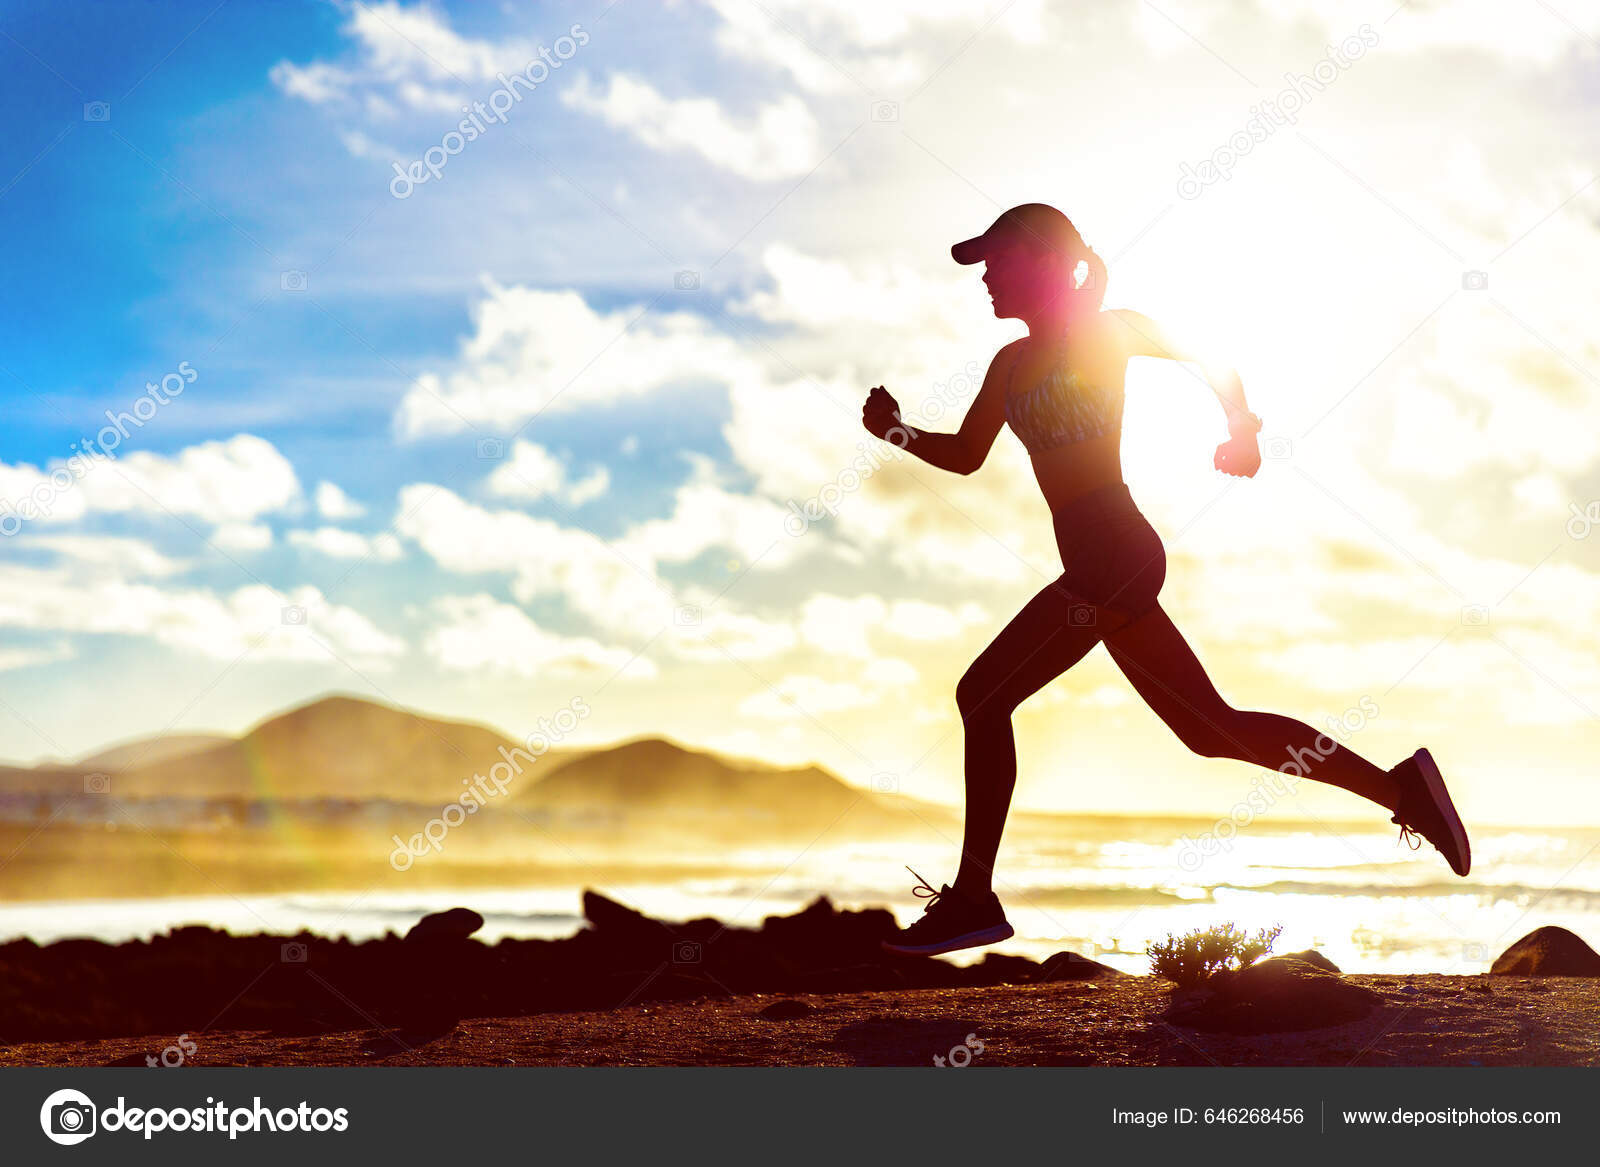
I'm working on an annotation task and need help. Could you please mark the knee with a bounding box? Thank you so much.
[1172,713,1237,760]
[1181,733,1231,760]
[956,669,1012,723]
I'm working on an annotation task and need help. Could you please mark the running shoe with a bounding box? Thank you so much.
[881,868,1014,956]
[1389,748,1471,877]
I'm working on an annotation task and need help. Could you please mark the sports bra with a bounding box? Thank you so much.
[1004,348,1123,455]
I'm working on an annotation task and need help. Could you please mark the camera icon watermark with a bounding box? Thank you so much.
[281,604,307,626]
[40,1088,97,1145]
[83,772,110,795]
[475,436,504,460]
[281,941,308,963]
[1461,270,1488,291]
[673,270,700,291]
[871,100,899,122]
[1068,603,1097,627]
[83,101,110,122]
[674,604,701,626]
[1461,941,1489,962]
[869,772,899,794]
[1262,435,1293,460]
[1460,604,1490,627]
[672,940,701,964]
[280,270,308,292]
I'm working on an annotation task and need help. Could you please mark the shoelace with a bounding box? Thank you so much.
[906,865,944,908]
[1391,813,1423,851]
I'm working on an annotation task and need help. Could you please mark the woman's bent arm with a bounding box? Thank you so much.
[1106,308,1258,433]
[861,343,1017,475]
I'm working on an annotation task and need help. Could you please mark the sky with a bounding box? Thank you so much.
[1,0,1598,826]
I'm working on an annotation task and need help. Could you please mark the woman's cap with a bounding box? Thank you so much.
[951,203,1080,265]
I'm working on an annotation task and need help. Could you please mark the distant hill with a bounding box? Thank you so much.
[516,736,921,836]
[74,733,233,772]
[0,695,576,804]
[0,697,933,838]
[108,695,571,803]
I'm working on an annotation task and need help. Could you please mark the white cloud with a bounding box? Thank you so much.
[566,467,611,506]
[738,673,875,718]
[339,128,397,163]
[732,244,974,332]
[395,484,675,639]
[1243,0,1600,64]
[0,642,74,672]
[81,435,301,525]
[487,441,611,507]
[560,71,821,181]
[269,59,353,104]
[315,481,367,519]
[423,593,654,678]
[19,535,186,579]
[667,591,797,662]
[1,435,300,533]
[396,484,799,660]
[271,1,580,114]
[798,593,885,658]
[0,566,404,666]
[863,656,919,686]
[619,458,795,569]
[288,527,404,562]
[698,0,1044,93]
[395,281,755,437]
[884,598,988,641]
[1511,471,1565,517]
[212,522,274,552]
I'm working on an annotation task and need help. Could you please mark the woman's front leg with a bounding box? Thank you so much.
[951,580,1107,893]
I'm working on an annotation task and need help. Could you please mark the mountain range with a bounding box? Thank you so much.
[0,695,898,830]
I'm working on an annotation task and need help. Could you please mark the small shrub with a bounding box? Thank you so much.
[1148,923,1283,987]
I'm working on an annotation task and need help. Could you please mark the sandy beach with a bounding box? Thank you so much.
[6,974,1597,1068]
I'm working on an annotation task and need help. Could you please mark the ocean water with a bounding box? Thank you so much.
[2,817,1596,975]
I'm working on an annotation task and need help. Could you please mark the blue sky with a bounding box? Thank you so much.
[2,0,1599,826]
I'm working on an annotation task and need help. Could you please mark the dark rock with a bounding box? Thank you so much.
[403,908,485,945]
[581,890,679,965]
[0,891,1050,1043]
[760,897,897,963]
[583,890,663,936]
[1490,927,1600,976]
[1038,951,1128,982]
[968,953,1039,985]
[1280,949,1340,974]
[758,999,813,1020]
[1166,956,1380,1034]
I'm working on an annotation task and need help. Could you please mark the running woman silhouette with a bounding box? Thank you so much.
[869,204,1470,957]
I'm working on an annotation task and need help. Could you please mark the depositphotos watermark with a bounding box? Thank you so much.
[389,23,590,198]
[39,1088,349,1145]
[389,697,590,870]
[1175,696,1379,871]
[1177,24,1380,199]
[0,361,196,536]
[933,1032,985,1067]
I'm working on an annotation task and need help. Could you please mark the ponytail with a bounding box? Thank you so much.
[1074,244,1108,311]
[1055,217,1107,312]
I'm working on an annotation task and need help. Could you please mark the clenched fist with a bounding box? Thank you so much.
[862,385,903,442]
[1213,433,1261,478]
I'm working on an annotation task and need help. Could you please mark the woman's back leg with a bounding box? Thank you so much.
[1103,603,1401,810]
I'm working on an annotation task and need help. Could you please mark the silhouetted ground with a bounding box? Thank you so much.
[6,894,1599,1066]
[7,976,1600,1067]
